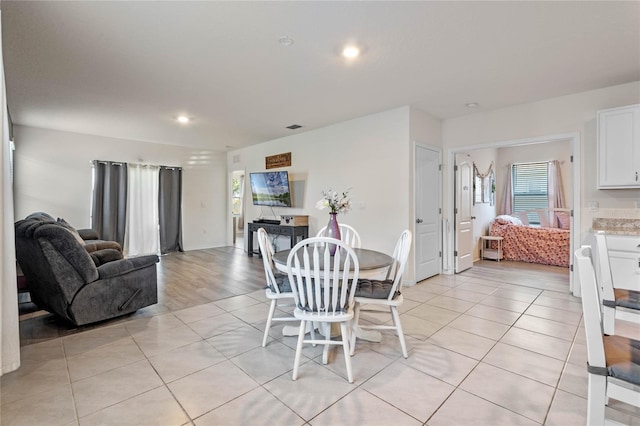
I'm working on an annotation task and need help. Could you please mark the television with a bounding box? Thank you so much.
[249,171,292,207]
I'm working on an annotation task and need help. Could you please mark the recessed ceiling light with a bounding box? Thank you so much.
[342,46,360,59]
[177,115,190,124]
[278,36,294,46]
[465,103,479,108]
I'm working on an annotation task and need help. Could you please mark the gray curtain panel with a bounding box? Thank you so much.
[159,166,183,254]
[91,160,127,246]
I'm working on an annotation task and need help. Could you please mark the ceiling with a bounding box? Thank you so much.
[2,1,639,152]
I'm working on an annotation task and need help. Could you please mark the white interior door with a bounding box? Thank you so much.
[415,144,441,282]
[455,154,474,273]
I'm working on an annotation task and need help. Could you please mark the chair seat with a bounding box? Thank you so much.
[265,287,293,299]
[355,293,404,307]
[607,288,640,310]
[602,335,640,386]
[267,274,292,293]
[354,279,398,299]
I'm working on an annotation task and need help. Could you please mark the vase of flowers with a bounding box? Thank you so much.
[316,188,351,255]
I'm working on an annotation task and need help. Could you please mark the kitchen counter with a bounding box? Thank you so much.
[592,218,640,235]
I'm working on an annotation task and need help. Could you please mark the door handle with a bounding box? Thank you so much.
[471,216,476,220]
[416,219,423,224]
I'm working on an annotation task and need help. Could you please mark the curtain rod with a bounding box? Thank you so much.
[94,161,124,166]
[130,163,182,170]
[92,160,181,170]
[509,160,565,166]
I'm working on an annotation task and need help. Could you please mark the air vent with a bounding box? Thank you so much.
[286,124,302,130]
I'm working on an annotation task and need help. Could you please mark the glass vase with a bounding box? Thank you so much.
[326,212,341,255]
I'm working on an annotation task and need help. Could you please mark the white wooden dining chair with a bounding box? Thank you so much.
[350,230,412,358]
[594,232,640,336]
[575,245,640,425]
[316,223,362,248]
[287,237,360,383]
[257,228,299,347]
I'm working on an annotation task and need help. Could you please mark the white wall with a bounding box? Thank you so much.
[442,81,640,245]
[13,125,227,250]
[410,108,443,148]
[227,107,414,270]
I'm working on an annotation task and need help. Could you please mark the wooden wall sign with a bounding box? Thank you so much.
[265,152,291,169]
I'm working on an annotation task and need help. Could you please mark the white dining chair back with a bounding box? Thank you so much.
[594,232,640,335]
[287,237,360,383]
[316,223,362,248]
[384,229,412,293]
[257,228,298,347]
[574,246,640,425]
[350,230,412,358]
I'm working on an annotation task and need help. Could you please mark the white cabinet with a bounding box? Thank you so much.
[597,104,640,189]
[606,234,640,291]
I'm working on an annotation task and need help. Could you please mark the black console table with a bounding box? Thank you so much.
[247,222,309,257]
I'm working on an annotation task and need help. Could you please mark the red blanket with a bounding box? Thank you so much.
[489,220,570,267]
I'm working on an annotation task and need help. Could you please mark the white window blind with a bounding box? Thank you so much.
[512,162,548,225]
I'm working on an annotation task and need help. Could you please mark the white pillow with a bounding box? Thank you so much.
[494,215,524,226]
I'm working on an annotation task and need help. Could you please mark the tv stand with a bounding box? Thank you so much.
[247,222,308,257]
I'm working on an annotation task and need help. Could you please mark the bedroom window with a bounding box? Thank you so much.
[511,162,549,225]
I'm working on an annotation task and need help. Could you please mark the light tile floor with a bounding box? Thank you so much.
[2,261,640,426]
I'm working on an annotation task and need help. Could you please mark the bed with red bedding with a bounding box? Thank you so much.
[488,215,570,267]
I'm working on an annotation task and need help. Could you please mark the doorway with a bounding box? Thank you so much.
[231,170,245,250]
[454,153,474,273]
[447,133,581,293]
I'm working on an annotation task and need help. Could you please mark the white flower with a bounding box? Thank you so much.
[316,188,351,214]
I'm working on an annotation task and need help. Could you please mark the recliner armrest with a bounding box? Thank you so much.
[97,255,159,280]
[78,228,101,240]
[84,240,123,253]
[90,249,124,267]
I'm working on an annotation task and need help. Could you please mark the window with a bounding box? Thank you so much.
[232,177,242,215]
[512,162,548,225]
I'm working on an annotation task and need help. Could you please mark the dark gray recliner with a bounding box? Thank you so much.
[15,218,159,326]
